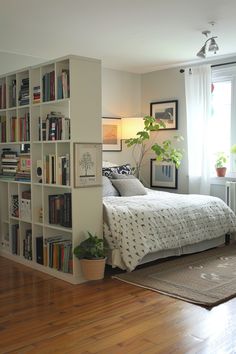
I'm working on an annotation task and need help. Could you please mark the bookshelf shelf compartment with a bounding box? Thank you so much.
[0,55,102,284]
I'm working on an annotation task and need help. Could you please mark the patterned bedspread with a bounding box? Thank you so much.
[103,190,236,271]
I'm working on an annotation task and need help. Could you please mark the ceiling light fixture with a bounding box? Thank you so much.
[196,23,219,58]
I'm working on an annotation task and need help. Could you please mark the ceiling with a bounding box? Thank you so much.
[0,0,236,73]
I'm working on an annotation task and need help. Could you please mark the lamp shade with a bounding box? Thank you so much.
[122,117,144,139]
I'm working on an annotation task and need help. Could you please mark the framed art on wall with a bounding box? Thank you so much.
[150,100,178,130]
[150,159,178,189]
[102,117,122,151]
[74,143,102,187]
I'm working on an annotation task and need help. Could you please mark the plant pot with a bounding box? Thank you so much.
[216,167,227,177]
[80,258,106,280]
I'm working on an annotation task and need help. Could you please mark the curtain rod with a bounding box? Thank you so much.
[179,61,236,73]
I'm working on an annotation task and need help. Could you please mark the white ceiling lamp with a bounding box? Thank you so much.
[197,22,219,59]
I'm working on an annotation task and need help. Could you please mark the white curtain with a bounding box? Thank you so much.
[185,65,212,195]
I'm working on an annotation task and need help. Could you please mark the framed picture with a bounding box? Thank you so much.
[150,159,178,189]
[102,117,122,151]
[74,143,102,187]
[150,100,178,130]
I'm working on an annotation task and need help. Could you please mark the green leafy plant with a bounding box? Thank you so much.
[73,232,105,260]
[125,115,184,178]
[215,152,228,168]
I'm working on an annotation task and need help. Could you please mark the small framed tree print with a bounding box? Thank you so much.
[74,143,102,187]
[150,100,178,130]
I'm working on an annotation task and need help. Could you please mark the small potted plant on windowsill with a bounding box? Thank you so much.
[73,232,106,280]
[215,152,228,177]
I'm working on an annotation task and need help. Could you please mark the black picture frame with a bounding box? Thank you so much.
[102,117,122,151]
[150,159,178,189]
[150,100,178,130]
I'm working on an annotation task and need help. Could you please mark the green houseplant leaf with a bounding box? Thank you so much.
[73,232,105,260]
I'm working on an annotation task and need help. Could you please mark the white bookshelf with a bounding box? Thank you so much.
[0,55,102,284]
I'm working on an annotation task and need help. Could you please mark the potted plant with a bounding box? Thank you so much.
[215,152,228,177]
[125,116,184,179]
[73,232,106,280]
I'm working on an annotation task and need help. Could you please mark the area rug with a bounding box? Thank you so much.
[113,244,236,307]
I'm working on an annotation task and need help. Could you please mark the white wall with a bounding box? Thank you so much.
[102,68,141,167]
[141,67,189,193]
[0,52,46,75]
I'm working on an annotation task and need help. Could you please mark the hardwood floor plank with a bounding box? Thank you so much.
[1,256,236,353]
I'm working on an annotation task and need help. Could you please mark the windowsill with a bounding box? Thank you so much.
[210,172,236,185]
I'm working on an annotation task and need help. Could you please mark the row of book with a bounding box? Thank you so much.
[23,229,32,260]
[18,78,29,106]
[36,235,73,273]
[19,112,30,141]
[43,153,70,185]
[9,79,16,107]
[38,111,70,141]
[11,190,31,220]
[57,69,70,99]
[12,224,19,255]
[0,115,6,142]
[42,70,55,102]
[48,193,72,228]
[0,82,6,109]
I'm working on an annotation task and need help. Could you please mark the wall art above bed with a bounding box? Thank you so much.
[150,159,178,189]
[102,117,122,151]
[150,100,178,130]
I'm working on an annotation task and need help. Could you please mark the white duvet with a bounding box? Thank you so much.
[103,190,236,271]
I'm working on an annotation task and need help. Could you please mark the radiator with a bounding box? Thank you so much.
[226,182,236,214]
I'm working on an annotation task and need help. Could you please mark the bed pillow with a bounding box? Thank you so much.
[103,176,119,197]
[102,163,132,178]
[102,161,118,168]
[111,172,135,179]
[111,178,147,196]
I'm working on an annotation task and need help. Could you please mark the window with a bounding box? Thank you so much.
[211,65,236,174]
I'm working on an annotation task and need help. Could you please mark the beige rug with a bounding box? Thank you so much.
[113,244,236,307]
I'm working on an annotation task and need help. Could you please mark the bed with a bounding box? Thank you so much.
[102,167,236,271]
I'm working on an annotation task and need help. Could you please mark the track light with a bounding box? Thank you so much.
[196,25,219,58]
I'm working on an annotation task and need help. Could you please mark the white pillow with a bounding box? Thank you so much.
[102,161,118,168]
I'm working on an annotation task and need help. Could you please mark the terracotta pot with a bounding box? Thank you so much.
[80,258,106,280]
[216,167,227,177]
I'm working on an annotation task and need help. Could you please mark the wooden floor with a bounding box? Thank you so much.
[1,257,236,354]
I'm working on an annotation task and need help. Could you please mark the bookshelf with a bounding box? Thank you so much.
[0,55,102,284]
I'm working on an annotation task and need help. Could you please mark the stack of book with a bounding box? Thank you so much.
[41,235,72,273]
[23,229,32,260]
[42,70,55,102]
[0,81,6,109]
[18,112,30,141]
[48,193,72,228]
[57,69,70,99]
[0,115,6,142]
[33,85,40,104]
[18,78,29,106]
[11,224,19,255]
[1,149,19,178]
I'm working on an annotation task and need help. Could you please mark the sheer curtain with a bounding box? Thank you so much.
[185,65,212,195]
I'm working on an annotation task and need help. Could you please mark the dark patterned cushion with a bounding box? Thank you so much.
[111,172,136,179]
[102,164,132,178]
